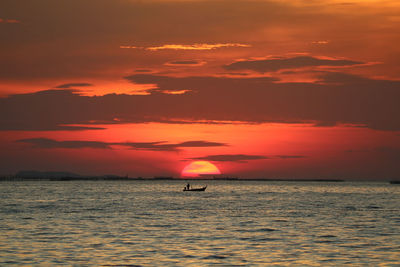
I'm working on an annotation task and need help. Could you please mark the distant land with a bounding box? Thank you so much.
[0,170,346,182]
[0,170,133,181]
[0,170,399,183]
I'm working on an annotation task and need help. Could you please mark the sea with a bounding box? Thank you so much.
[1,180,399,266]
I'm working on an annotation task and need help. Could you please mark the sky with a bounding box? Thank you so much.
[1,0,400,179]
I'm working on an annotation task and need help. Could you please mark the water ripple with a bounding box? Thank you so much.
[0,180,399,265]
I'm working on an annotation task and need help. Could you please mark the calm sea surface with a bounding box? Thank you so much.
[1,180,399,266]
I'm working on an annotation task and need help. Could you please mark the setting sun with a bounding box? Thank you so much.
[181,161,221,177]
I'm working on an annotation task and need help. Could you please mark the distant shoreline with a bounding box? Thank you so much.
[2,176,399,183]
[0,176,346,182]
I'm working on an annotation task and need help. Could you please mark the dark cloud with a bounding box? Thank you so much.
[117,141,175,151]
[1,0,399,82]
[16,138,227,151]
[189,154,269,162]
[0,89,106,131]
[125,72,400,131]
[1,72,400,131]
[135,69,153,73]
[168,60,200,65]
[177,141,227,147]
[121,140,226,151]
[56,83,93,89]
[219,72,249,76]
[0,0,303,80]
[188,154,306,162]
[224,56,363,73]
[313,121,338,127]
[16,138,112,149]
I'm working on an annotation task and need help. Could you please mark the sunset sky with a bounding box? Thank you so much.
[1,0,399,179]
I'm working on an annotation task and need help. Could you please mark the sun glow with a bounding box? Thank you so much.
[181,161,221,177]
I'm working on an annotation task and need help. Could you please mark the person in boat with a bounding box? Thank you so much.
[186,183,190,190]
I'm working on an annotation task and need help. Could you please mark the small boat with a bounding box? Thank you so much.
[183,186,207,192]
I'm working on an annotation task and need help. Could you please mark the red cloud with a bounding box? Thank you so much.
[0,18,20,23]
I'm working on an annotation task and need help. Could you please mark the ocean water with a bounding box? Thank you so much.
[0,180,399,266]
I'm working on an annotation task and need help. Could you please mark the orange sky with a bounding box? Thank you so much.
[1,0,399,179]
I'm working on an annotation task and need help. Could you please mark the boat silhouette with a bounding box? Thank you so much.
[183,185,207,191]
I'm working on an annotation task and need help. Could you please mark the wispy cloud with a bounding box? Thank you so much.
[188,154,306,162]
[177,141,227,147]
[2,71,400,131]
[148,43,251,51]
[120,140,227,151]
[56,83,93,89]
[118,141,173,151]
[17,138,227,152]
[119,45,141,49]
[135,69,153,73]
[158,89,191,95]
[311,40,330,45]
[120,43,251,51]
[0,18,20,24]
[16,138,112,149]
[189,154,269,162]
[165,60,206,66]
[224,56,363,73]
